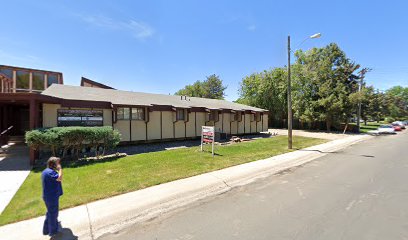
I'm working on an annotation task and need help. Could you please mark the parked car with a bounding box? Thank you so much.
[377,125,396,134]
[393,125,402,131]
[392,121,406,129]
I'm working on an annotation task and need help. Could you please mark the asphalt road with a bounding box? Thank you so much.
[99,132,408,240]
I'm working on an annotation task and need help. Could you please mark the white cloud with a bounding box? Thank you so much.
[81,14,154,40]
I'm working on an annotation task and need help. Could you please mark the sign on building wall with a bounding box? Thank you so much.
[201,126,215,156]
[57,109,103,127]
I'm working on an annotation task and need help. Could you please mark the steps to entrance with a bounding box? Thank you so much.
[0,136,25,154]
[7,136,25,145]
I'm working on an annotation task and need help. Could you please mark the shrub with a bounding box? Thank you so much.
[25,126,121,160]
[384,117,395,123]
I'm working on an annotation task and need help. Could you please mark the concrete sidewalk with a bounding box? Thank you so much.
[0,134,371,240]
[0,144,31,214]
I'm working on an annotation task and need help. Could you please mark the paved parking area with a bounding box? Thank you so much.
[0,144,31,214]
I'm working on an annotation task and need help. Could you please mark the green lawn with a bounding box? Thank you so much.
[359,122,382,133]
[0,136,326,226]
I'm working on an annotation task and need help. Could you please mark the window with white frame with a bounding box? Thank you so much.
[117,107,130,120]
[132,107,145,120]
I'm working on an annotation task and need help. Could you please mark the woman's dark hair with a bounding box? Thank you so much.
[47,157,60,169]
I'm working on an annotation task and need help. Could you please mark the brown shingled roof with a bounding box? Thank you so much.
[41,84,267,112]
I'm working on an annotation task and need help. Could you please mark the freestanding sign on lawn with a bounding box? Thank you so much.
[201,126,215,156]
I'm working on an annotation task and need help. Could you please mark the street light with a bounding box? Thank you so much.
[287,33,321,149]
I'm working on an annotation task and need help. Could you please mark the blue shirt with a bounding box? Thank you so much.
[41,168,63,201]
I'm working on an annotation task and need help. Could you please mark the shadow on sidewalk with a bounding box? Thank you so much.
[51,227,78,240]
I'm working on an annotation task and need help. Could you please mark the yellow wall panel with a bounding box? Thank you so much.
[42,104,61,127]
[131,121,146,141]
[162,111,174,139]
[114,120,130,141]
[147,111,161,140]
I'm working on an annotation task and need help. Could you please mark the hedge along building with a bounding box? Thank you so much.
[0,65,268,164]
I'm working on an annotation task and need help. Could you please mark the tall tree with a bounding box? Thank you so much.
[175,74,227,99]
[238,68,287,126]
[294,43,360,131]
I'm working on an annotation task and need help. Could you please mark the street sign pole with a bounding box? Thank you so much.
[212,139,214,158]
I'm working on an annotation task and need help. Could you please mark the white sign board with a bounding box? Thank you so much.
[201,126,215,156]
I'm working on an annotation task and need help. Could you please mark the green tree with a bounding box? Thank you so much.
[294,43,360,131]
[385,86,408,119]
[238,68,287,127]
[175,74,227,99]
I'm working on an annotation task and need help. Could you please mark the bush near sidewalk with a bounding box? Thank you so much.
[25,126,121,160]
[0,135,326,226]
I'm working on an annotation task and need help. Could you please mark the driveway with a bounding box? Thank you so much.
[268,128,353,140]
[0,144,31,214]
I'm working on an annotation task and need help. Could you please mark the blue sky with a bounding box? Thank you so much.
[1,0,407,101]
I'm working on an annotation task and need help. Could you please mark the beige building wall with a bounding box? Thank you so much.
[256,121,261,132]
[244,114,251,133]
[103,109,112,126]
[114,120,130,141]
[174,121,185,138]
[42,104,266,143]
[237,118,245,134]
[186,112,196,137]
[195,112,207,137]
[263,114,269,131]
[250,120,256,133]
[42,104,112,128]
[131,120,147,141]
[230,120,238,135]
[42,103,61,127]
[161,111,174,139]
[147,111,161,140]
[214,113,222,132]
[221,113,231,134]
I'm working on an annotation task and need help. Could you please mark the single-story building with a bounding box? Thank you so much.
[0,65,268,164]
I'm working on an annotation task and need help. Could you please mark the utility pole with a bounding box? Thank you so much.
[287,35,292,149]
[286,33,320,149]
[356,68,370,132]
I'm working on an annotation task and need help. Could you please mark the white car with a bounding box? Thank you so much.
[377,125,396,134]
[368,125,396,135]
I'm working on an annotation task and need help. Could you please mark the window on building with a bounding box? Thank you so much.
[16,70,30,91]
[176,109,185,121]
[234,112,242,121]
[209,110,219,121]
[132,108,145,120]
[117,108,130,120]
[32,72,45,91]
[47,74,59,87]
[0,68,13,79]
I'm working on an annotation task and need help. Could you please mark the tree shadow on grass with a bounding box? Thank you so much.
[32,154,126,173]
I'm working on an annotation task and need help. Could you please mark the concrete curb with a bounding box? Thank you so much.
[0,134,372,240]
